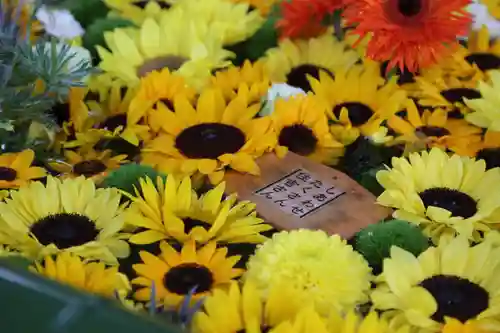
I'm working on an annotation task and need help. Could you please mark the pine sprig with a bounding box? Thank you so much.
[0,0,94,153]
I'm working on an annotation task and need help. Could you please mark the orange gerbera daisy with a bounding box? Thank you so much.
[277,0,343,39]
[343,0,471,73]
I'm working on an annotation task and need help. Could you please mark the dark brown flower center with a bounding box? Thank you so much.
[30,213,100,249]
[465,53,500,72]
[380,61,417,84]
[440,88,482,119]
[333,102,374,126]
[416,126,450,138]
[0,166,17,181]
[99,114,127,132]
[132,0,172,9]
[397,0,422,17]
[73,160,107,177]
[278,124,318,156]
[419,275,489,323]
[476,147,500,170]
[419,187,477,218]
[175,123,246,159]
[137,56,188,78]
[237,328,271,333]
[286,64,334,92]
[163,263,214,295]
[49,103,70,127]
[183,218,212,234]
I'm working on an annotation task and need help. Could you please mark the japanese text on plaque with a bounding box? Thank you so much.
[254,169,346,218]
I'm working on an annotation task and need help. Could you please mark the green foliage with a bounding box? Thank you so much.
[0,1,93,154]
[354,219,430,273]
[83,17,135,62]
[101,164,167,194]
[61,0,111,28]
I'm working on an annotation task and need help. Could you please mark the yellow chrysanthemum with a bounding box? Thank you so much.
[166,0,264,45]
[48,148,127,182]
[441,318,492,333]
[140,88,275,184]
[104,0,174,25]
[124,175,272,245]
[371,236,500,332]
[0,149,46,189]
[270,94,344,164]
[376,147,500,243]
[414,72,483,120]
[128,68,197,133]
[244,229,372,316]
[208,60,271,104]
[263,32,359,92]
[193,280,305,333]
[97,16,233,90]
[309,62,407,145]
[230,0,278,15]
[132,240,243,308]
[0,176,130,264]
[464,70,500,131]
[387,99,482,156]
[32,252,130,298]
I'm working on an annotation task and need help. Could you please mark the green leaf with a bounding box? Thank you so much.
[64,0,111,28]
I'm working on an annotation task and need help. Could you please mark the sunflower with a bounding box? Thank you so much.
[97,16,233,90]
[50,87,90,134]
[244,229,372,316]
[0,176,130,264]
[470,130,500,170]
[124,175,272,245]
[387,99,482,156]
[104,0,174,25]
[192,280,306,333]
[458,25,500,74]
[371,236,500,332]
[343,0,471,73]
[464,70,500,131]
[376,147,500,243]
[480,0,500,19]
[414,73,483,120]
[208,60,270,104]
[128,68,196,133]
[270,94,344,164]
[442,318,491,333]
[166,0,264,45]
[230,0,278,15]
[140,88,275,183]
[48,148,127,182]
[0,149,46,189]
[309,62,407,145]
[263,31,359,92]
[32,252,131,298]
[132,240,243,308]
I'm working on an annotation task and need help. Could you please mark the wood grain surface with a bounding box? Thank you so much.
[224,152,392,239]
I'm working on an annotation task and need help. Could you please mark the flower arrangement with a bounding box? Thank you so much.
[2,0,500,332]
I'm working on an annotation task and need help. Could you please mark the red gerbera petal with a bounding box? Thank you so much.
[277,0,344,39]
[343,0,472,73]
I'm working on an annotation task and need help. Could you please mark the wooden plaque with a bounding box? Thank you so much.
[224,152,392,239]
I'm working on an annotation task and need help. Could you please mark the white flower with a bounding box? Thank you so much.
[468,0,500,38]
[259,83,306,116]
[36,6,84,40]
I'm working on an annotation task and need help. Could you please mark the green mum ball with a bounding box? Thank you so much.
[101,164,166,195]
[354,219,430,273]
